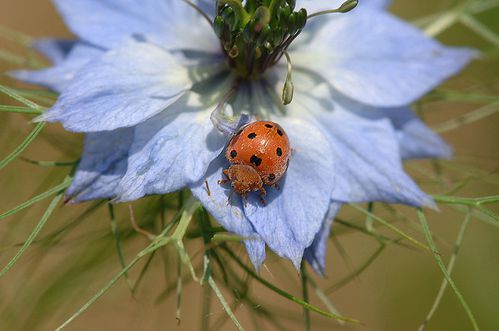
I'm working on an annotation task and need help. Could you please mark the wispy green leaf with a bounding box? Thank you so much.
[418,210,472,331]
[0,176,68,277]
[0,122,45,170]
[0,176,72,221]
[0,104,44,114]
[417,209,480,331]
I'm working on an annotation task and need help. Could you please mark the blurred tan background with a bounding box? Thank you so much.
[0,1,498,330]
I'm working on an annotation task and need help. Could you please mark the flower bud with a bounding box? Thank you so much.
[282,80,294,105]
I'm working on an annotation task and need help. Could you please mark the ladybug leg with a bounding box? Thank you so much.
[218,178,229,186]
[258,187,267,206]
[218,169,230,186]
[272,182,280,191]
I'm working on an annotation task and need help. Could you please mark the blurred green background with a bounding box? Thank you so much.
[0,1,498,330]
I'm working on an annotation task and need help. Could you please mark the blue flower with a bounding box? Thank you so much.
[11,0,475,273]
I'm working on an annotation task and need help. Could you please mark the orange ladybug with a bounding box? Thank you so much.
[219,121,291,205]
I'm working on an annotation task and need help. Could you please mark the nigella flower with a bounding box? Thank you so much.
[11,0,474,273]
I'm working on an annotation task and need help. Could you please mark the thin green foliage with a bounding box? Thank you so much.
[0,122,45,170]
[0,84,45,110]
[108,203,133,290]
[420,0,499,41]
[0,176,72,221]
[428,89,499,103]
[0,49,28,66]
[350,204,430,250]
[418,209,473,330]
[201,280,212,331]
[197,207,246,331]
[5,87,57,106]
[304,269,345,326]
[300,263,312,331]
[176,251,182,324]
[222,246,359,324]
[23,200,104,247]
[55,200,190,329]
[207,275,245,331]
[434,101,499,133]
[460,13,499,47]
[0,25,33,46]
[20,157,77,167]
[433,195,499,222]
[54,250,146,331]
[131,250,157,294]
[0,49,45,68]
[417,209,480,331]
[325,242,386,294]
[0,175,69,277]
[0,104,43,114]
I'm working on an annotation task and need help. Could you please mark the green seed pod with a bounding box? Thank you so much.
[338,0,358,13]
[282,80,294,105]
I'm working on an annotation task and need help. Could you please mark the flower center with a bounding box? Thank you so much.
[214,0,307,79]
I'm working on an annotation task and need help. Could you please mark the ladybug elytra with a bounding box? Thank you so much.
[219,120,291,205]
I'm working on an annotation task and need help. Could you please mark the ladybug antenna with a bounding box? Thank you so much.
[281,51,294,105]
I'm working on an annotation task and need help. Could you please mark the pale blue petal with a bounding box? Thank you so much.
[304,202,342,276]
[53,0,219,53]
[304,83,453,160]
[33,38,75,64]
[291,8,476,107]
[354,107,452,159]
[9,43,103,92]
[38,41,192,132]
[397,117,452,159]
[285,66,451,161]
[66,128,133,202]
[116,93,226,201]
[284,77,433,207]
[190,156,266,270]
[243,117,335,269]
[316,109,434,207]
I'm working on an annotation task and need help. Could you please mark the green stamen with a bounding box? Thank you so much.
[214,0,307,78]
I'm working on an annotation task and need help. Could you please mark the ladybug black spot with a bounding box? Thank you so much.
[268,173,276,181]
[276,147,282,156]
[250,155,262,167]
[247,132,257,139]
[277,129,283,136]
[265,124,273,128]
[230,150,237,158]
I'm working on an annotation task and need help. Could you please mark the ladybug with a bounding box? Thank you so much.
[219,120,291,205]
